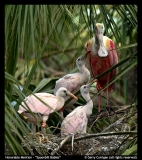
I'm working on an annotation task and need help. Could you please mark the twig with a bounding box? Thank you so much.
[88,116,100,133]
[50,135,72,155]
[88,103,136,126]
[85,139,100,155]
[101,115,126,133]
[115,103,136,113]
[48,124,61,134]
[74,131,137,141]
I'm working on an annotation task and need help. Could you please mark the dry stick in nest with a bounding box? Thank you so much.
[85,115,128,155]
[51,135,72,155]
[101,115,126,133]
[86,105,137,155]
[102,108,137,134]
[88,103,136,132]
[113,103,136,114]
[51,130,137,155]
[51,104,137,155]
[74,131,137,141]
[88,108,119,133]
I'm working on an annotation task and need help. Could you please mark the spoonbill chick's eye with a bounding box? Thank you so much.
[64,90,67,93]
[77,58,81,61]
[84,86,86,89]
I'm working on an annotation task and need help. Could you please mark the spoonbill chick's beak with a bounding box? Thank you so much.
[90,79,101,91]
[67,91,78,100]
[85,50,91,58]
[89,79,98,85]
[79,54,86,60]
[89,79,101,90]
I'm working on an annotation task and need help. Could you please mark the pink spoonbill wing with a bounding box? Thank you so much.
[18,93,58,116]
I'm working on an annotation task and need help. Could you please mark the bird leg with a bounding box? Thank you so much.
[59,109,64,124]
[96,80,101,113]
[105,88,115,114]
[104,78,111,113]
[105,88,111,112]
[106,88,109,107]
[41,116,48,140]
[98,93,101,113]
[71,133,75,151]
[42,116,48,128]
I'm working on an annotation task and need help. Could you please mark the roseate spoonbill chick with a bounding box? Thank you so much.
[61,79,97,137]
[85,23,118,112]
[17,87,78,133]
[54,55,90,117]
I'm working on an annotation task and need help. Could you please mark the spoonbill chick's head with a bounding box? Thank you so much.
[80,79,97,95]
[56,87,78,100]
[80,84,90,94]
[76,55,85,66]
[95,23,104,34]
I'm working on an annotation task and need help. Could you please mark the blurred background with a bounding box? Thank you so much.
[5,5,137,155]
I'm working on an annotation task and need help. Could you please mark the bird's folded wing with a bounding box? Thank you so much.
[18,93,58,115]
[54,74,80,94]
[61,107,87,135]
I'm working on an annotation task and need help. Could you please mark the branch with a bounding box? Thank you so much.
[50,135,72,155]
[74,131,137,141]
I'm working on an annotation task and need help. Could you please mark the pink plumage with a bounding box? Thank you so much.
[85,23,118,112]
[18,93,58,115]
[54,55,90,99]
[54,55,90,113]
[18,87,78,130]
[61,80,96,136]
[61,106,87,135]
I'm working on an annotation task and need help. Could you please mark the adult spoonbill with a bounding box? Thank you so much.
[61,79,97,136]
[18,87,78,132]
[85,23,118,112]
[54,55,90,115]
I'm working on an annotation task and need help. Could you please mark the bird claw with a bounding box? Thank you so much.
[106,105,115,114]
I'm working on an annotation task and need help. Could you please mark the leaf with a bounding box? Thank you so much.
[33,78,58,93]
[121,144,137,155]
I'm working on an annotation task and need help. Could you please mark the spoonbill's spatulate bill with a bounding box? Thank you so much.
[85,23,118,112]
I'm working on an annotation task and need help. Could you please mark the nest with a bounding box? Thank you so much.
[21,104,137,155]
[21,124,131,155]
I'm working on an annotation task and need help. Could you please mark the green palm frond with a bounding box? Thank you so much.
[5,5,137,155]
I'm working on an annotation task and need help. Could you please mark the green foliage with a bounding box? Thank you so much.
[122,144,137,155]
[5,5,137,155]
